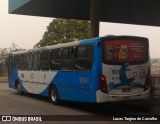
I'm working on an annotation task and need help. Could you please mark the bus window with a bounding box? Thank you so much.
[25,53,33,70]
[14,54,20,69]
[33,52,40,70]
[25,53,29,70]
[19,54,25,70]
[8,54,14,74]
[29,53,33,70]
[62,47,74,70]
[40,51,50,70]
[75,45,93,71]
[50,49,61,70]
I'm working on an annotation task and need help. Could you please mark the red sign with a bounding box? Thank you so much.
[104,40,146,62]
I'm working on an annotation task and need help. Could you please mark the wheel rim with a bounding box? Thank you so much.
[17,84,21,94]
[51,88,57,102]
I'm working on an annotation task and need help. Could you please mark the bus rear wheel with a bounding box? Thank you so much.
[50,86,59,105]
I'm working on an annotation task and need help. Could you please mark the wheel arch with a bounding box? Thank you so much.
[48,83,57,96]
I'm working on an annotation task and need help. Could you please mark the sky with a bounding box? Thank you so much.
[0,0,160,58]
[0,0,52,49]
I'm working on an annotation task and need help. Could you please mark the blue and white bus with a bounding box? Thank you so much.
[8,35,151,104]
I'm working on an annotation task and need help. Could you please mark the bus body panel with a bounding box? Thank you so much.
[8,69,18,89]
[18,71,57,94]
[52,71,97,102]
[9,67,98,103]
[103,63,149,95]
[95,63,151,103]
[96,36,151,103]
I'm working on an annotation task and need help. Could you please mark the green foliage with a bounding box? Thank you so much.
[10,42,24,52]
[34,19,90,47]
[0,48,8,63]
[0,48,8,76]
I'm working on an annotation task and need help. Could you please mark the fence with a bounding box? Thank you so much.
[151,74,160,96]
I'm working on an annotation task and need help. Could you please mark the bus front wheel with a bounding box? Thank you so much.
[16,83,22,95]
[49,86,59,105]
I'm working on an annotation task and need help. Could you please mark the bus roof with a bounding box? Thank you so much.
[11,50,28,55]
[10,37,102,55]
[10,35,148,55]
[46,40,81,50]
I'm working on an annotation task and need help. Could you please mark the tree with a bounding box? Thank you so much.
[0,48,8,76]
[34,19,90,47]
[0,43,24,76]
[0,48,8,63]
[10,42,24,52]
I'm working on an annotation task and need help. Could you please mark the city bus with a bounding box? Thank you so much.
[8,35,151,104]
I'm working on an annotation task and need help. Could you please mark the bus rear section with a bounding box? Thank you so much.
[96,36,151,103]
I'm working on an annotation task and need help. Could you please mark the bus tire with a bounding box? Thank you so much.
[16,82,22,95]
[49,86,59,105]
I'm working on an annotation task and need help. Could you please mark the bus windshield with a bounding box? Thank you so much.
[103,38,148,64]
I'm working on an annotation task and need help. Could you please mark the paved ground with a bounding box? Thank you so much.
[0,83,160,124]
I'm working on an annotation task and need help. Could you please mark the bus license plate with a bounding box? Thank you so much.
[122,87,131,93]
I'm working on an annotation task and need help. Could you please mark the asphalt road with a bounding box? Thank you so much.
[0,83,160,124]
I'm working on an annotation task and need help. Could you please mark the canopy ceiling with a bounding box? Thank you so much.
[9,0,160,26]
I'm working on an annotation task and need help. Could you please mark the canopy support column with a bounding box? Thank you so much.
[90,0,101,38]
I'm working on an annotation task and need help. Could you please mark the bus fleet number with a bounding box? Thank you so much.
[133,71,145,79]
[112,69,145,79]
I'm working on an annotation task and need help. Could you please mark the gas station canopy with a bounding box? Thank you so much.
[9,0,160,26]
[9,0,160,37]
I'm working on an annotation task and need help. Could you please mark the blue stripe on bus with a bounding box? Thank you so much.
[79,37,101,45]
[50,70,97,103]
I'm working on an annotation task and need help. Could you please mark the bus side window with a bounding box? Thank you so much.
[25,53,32,70]
[62,47,74,70]
[29,53,33,70]
[33,52,40,70]
[50,49,62,70]
[8,54,13,74]
[19,54,25,70]
[75,45,93,71]
[14,54,20,69]
[25,53,29,70]
[37,52,41,70]
[40,51,50,70]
